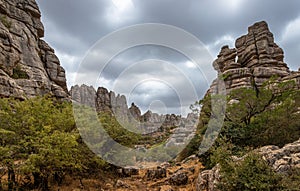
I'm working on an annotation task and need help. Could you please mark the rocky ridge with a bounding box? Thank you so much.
[210,21,300,93]
[0,0,68,99]
[70,84,198,146]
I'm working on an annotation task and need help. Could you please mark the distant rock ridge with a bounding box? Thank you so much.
[70,84,198,146]
[70,84,185,129]
[210,21,300,94]
[0,0,68,99]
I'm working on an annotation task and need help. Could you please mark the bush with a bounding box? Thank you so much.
[218,153,284,191]
[12,65,29,79]
[0,15,12,29]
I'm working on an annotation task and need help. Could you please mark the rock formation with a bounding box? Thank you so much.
[0,0,68,99]
[196,139,300,191]
[70,84,96,107]
[129,102,141,121]
[211,21,300,93]
[70,84,198,146]
[198,21,300,191]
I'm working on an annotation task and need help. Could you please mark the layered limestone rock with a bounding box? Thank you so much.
[70,85,197,145]
[196,139,300,191]
[129,102,141,121]
[199,21,300,191]
[211,21,299,93]
[0,0,68,99]
[70,84,96,107]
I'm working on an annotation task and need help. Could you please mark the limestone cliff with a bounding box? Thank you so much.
[70,84,198,146]
[211,21,300,93]
[0,0,68,99]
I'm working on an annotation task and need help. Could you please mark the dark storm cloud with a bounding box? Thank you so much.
[36,0,300,114]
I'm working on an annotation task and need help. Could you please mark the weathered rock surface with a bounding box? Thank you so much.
[70,85,198,146]
[196,165,220,191]
[129,102,141,121]
[70,84,96,107]
[0,0,68,99]
[258,139,300,173]
[196,139,300,191]
[169,170,189,186]
[210,21,300,93]
[145,166,167,180]
[117,166,139,177]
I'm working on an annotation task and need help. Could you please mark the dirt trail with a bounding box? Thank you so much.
[114,156,203,191]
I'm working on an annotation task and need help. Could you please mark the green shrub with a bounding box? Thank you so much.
[12,65,29,79]
[218,153,284,191]
[0,15,12,29]
[280,167,300,190]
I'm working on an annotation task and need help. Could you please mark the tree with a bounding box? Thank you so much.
[223,80,300,147]
[0,97,83,190]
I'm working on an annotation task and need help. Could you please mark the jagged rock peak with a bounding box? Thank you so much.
[70,84,96,107]
[211,21,299,93]
[129,102,142,120]
[0,0,68,99]
[235,21,288,70]
[70,85,196,140]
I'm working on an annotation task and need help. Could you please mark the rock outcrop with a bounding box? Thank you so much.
[258,139,300,173]
[211,21,300,93]
[196,139,300,191]
[196,164,220,191]
[198,21,300,191]
[70,84,198,146]
[70,84,96,107]
[0,0,68,99]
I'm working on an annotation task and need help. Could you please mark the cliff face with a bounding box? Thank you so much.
[211,21,300,93]
[196,21,300,191]
[70,85,198,146]
[70,85,185,128]
[0,0,68,99]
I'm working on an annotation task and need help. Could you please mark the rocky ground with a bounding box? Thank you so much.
[51,155,203,191]
[48,138,300,190]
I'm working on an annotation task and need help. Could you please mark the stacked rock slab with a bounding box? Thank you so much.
[0,0,68,99]
[211,21,300,93]
[198,21,300,191]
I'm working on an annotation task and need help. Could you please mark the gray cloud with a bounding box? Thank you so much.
[36,0,300,114]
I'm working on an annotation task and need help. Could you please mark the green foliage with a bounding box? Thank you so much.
[279,167,300,189]
[0,15,12,29]
[0,97,77,189]
[218,153,284,191]
[179,94,226,160]
[224,84,300,148]
[219,72,232,80]
[194,80,300,190]
[0,97,111,190]
[99,112,141,147]
[12,65,29,79]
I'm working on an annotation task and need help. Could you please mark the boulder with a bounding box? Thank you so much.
[169,170,188,186]
[196,165,220,191]
[117,166,139,177]
[145,166,167,180]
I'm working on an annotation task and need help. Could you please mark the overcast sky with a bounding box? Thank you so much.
[35,0,300,115]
